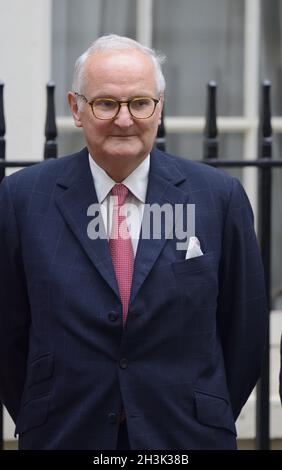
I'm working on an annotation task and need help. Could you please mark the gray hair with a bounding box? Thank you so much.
[72,34,166,95]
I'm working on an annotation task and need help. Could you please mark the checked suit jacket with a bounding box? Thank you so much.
[0,147,267,449]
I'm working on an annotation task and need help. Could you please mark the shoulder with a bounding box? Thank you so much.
[151,148,252,218]
[2,148,88,191]
[153,148,236,194]
[4,149,86,183]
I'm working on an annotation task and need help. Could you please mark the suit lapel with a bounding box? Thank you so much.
[55,148,119,298]
[130,148,189,303]
[54,147,190,305]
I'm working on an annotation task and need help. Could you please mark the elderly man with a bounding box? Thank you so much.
[0,34,267,450]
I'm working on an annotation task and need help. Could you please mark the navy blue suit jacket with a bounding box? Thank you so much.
[0,147,267,449]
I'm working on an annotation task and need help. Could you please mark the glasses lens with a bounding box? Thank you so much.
[129,98,156,118]
[92,99,119,119]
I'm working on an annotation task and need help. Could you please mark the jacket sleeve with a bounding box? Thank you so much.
[217,177,268,420]
[0,177,30,422]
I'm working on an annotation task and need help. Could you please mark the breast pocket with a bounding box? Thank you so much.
[172,252,215,276]
[171,253,218,347]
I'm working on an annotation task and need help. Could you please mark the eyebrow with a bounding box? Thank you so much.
[88,93,155,101]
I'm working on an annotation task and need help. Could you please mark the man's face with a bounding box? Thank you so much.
[68,50,163,174]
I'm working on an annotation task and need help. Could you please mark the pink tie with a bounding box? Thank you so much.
[109,184,134,324]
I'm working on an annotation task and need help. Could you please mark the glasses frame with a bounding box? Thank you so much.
[74,93,160,120]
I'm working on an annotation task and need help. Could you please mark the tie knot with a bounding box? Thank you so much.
[111,184,129,206]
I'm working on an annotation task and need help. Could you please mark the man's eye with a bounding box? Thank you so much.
[131,99,151,110]
[96,100,116,109]
[135,99,150,107]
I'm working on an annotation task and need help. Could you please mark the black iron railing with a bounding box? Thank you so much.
[0,80,281,450]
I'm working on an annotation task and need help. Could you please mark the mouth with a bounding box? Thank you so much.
[111,135,135,138]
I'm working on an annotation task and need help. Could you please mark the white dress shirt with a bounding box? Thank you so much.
[88,153,150,257]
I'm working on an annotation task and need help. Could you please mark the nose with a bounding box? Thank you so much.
[114,103,134,127]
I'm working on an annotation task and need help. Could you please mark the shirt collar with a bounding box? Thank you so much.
[88,153,150,204]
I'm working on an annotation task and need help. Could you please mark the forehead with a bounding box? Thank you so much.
[82,50,157,96]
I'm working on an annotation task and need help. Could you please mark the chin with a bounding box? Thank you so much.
[108,145,144,160]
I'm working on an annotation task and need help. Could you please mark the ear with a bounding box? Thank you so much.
[158,94,165,126]
[67,91,83,128]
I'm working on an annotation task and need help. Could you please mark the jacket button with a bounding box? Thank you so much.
[108,412,118,424]
[108,311,118,322]
[119,358,128,369]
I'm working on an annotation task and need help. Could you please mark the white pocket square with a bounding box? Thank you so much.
[185,236,204,260]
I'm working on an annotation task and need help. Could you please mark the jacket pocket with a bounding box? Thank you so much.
[194,390,237,435]
[23,352,54,403]
[27,352,54,388]
[15,394,50,435]
[15,353,54,435]
[172,252,214,276]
